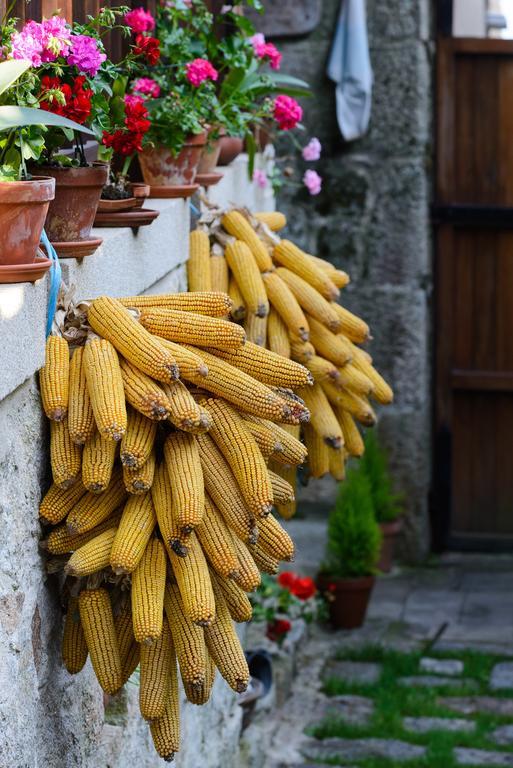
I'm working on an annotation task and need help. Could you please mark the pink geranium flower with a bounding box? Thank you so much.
[302,137,322,162]
[67,34,106,76]
[253,169,268,189]
[303,169,322,195]
[185,58,218,87]
[249,33,281,70]
[133,77,161,98]
[273,94,302,131]
[11,18,71,66]
[124,7,156,33]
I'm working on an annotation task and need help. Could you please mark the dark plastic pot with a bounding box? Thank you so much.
[377,517,403,573]
[317,574,375,630]
[0,176,55,266]
[39,164,109,242]
[218,136,244,166]
[139,132,207,186]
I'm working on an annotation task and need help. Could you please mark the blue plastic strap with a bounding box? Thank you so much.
[40,229,61,338]
[189,200,200,216]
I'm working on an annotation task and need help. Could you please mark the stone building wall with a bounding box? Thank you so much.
[273,0,433,560]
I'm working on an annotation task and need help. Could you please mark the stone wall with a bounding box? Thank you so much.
[273,0,433,560]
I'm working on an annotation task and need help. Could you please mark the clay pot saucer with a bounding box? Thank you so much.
[93,208,160,228]
[51,237,103,259]
[0,255,52,284]
[196,172,223,187]
[98,197,137,213]
[148,184,199,199]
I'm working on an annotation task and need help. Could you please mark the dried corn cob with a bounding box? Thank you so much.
[298,383,343,448]
[232,538,261,592]
[140,621,173,720]
[120,291,232,317]
[321,380,377,426]
[39,481,86,525]
[123,450,156,494]
[308,254,350,288]
[45,510,122,555]
[210,250,229,294]
[205,398,273,518]
[196,433,257,544]
[243,418,283,458]
[50,418,82,489]
[212,571,252,623]
[268,460,297,520]
[222,210,273,271]
[303,423,330,478]
[158,337,208,379]
[183,655,216,705]
[272,387,311,425]
[163,381,211,433]
[335,363,374,396]
[67,470,127,534]
[267,308,291,358]
[40,335,69,421]
[276,267,341,332]
[149,653,180,761]
[87,296,179,383]
[82,430,117,493]
[204,578,249,693]
[228,275,246,320]
[196,497,239,579]
[164,582,207,687]
[306,355,341,385]
[84,336,127,440]
[68,347,95,444]
[188,230,212,292]
[329,447,346,481]
[257,513,295,561]
[114,603,140,685]
[167,532,215,626]
[332,303,370,343]
[254,211,287,232]
[243,416,307,466]
[290,339,315,363]
[62,596,88,674]
[224,240,269,318]
[120,407,156,469]
[336,407,365,457]
[250,542,279,575]
[132,538,166,644]
[141,308,246,350]
[110,492,157,574]
[307,316,352,367]
[164,432,204,534]
[350,346,393,404]
[262,271,309,342]
[120,358,170,421]
[273,240,339,301]
[78,588,122,695]
[151,463,189,557]
[244,313,267,346]
[211,342,312,388]
[65,525,117,577]
[268,469,295,504]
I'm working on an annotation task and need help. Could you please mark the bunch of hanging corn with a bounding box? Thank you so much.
[188,208,393,514]
[38,291,309,761]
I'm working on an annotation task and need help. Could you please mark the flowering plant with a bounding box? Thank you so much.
[250,572,324,647]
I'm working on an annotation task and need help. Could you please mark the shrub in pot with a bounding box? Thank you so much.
[318,469,381,630]
[360,432,404,573]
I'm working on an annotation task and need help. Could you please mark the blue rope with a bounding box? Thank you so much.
[40,229,61,338]
[189,200,200,216]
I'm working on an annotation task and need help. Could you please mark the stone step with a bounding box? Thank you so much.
[403,716,475,734]
[302,737,426,762]
[438,696,513,716]
[492,725,513,746]
[490,662,513,690]
[398,675,478,689]
[455,747,513,766]
[322,660,382,685]
[420,657,464,676]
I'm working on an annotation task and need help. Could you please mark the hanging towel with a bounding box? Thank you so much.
[326,0,373,141]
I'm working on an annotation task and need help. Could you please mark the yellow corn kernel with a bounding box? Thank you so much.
[68,347,95,444]
[276,266,342,332]
[78,588,122,695]
[309,253,350,288]
[66,469,127,534]
[307,315,352,367]
[232,537,261,592]
[272,387,311,426]
[50,417,82,489]
[163,381,211,433]
[211,342,312,389]
[167,531,215,626]
[267,308,291,358]
[321,379,377,427]
[329,446,346,481]
[243,418,284,458]
[62,596,88,674]
[40,335,69,421]
[204,577,250,692]
[273,240,340,301]
[257,513,295,562]
[39,481,86,525]
[204,398,273,518]
[297,383,343,448]
[262,271,309,342]
[82,430,117,493]
[149,650,180,761]
[141,308,246,350]
[196,433,257,544]
[64,525,117,577]
[87,296,179,383]
[123,449,156,494]
[350,344,394,404]
[254,211,287,232]
[114,602,140,685]
[228,275,246,321]
[197,496,239,579]
[183,655,216,706]
[303,423,330,478]
[290,339,315,363]
[120,407,156,469]
[306,355,341,385]
[164,582,207,687]
[244,417,307,466]
[225,240,269,317]
[335,363,374,396]
[250,542,279,574]
[164,432,204,534]
[110,493,157,574]
[182,346,292,422]
[151,463,189,557]
[336,407,365,457]
[210,250,229,294]
[83,336,127,440]
[132,538,166,644]
[140,620,173,720]
[212,570,252,623]
[119,357,170,421]
[158,337,208,380]
[222,210,273,271]
[120,291,233,317]
[332,303,370,343]
[268,469,295,504]
[188,230,212,292]
[268,459,297,520]
[244,312,267,346]
[45,510,122,555]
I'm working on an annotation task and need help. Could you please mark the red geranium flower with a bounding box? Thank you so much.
[266,618,291,643]
[102,129,145,156]
[124,94,150,134]
[291,576,316,601]
[40,74,92,125]
[134,34,160,65]
[278,571,298,590]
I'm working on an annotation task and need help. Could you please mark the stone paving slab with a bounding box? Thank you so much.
[455,747,513,766]
[403,716,476,734]
[492,726,513,746]
[302,737,426,762]
[323,660,382,685]
[398,675,477,689]
[491,663,513,690]
[322,695,375,726]
[438,696,513,716]
[420,657,463,676]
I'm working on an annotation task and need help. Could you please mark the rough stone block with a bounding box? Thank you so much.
[420,658,464,676]
[455,748,513,766]
[322,695,375,726]
[398,676,477,689]
[490,662,513,690]
[323,660,382,685]
[302,737,426,762]
[367,0,430,43]
[439,697,513,716]
[403,716,475,733]
[492,725,513,746]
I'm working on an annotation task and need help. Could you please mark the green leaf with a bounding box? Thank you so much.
[0,60,31,97]
[266,72,311,97]
[0,106,95,134]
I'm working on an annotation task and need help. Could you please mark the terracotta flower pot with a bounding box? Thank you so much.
[377,517,403,573]
[218,136,244,166]
[251,121,274,152]
[139,132,208,187]
[39,164,109,242]
[317,574,375,630]
[129,182,150,209]
[197,127,225,175]
[0,176,55,266]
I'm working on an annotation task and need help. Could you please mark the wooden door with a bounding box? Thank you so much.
[433,37,513,549]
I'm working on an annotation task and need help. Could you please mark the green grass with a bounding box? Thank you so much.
[307,645,513,767]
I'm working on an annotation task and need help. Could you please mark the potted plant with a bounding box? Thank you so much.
[361,432,403,573]
[318,468,381,630]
